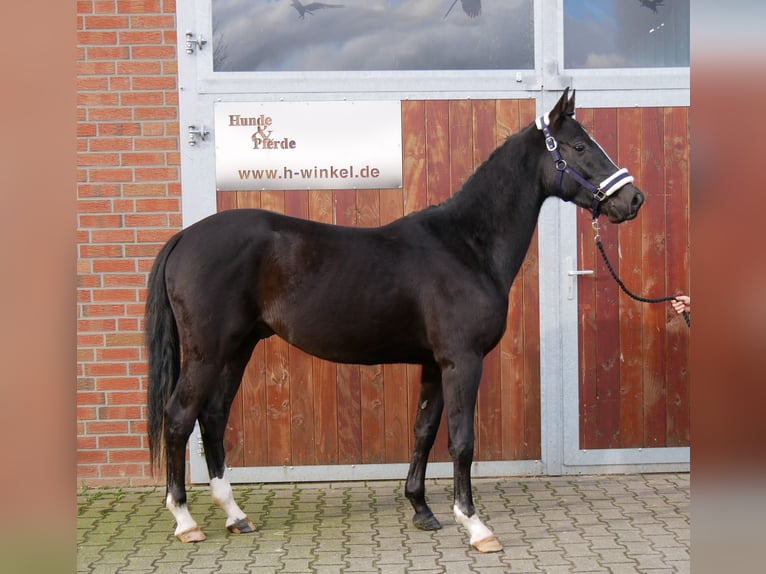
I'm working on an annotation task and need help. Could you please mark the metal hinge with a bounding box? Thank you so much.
[187,125,209,146]
[185,31,207,54]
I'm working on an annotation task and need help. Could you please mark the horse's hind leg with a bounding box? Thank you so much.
[405,362,444,530]
[198,345,257,535]
[164,361,216,542]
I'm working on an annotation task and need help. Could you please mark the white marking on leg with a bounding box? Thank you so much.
[453,505,495,546]
[210,470,247,527]
[166,493,198,536]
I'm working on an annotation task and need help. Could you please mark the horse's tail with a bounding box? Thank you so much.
[145,231,184,477]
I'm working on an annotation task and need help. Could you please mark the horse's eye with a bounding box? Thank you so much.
[574,143,586,152]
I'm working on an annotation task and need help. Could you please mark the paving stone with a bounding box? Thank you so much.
[77,473,689,573]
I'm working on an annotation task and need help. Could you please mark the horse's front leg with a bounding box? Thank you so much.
[405,363,444,530]
[443,356,503,553]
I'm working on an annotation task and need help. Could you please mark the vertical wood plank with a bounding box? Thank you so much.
[401,101,430,460]
[640,107,668,447]
[284,190,316,466]
[334,189,362,464]
[663,107,690,446]
[308,189,338,465]
[448,100,474,196]
[426,100,451,206]
[472,99,502,460]
[233,191,268,467]
[498,99,524,459]
[519,97,541,459]
[616,107,645,448]
[521,228,541,459]
[592,108,621,449]
[259,191,292,465]
[356,188,386,463]
[217,191,244,465]
[380,187,409,463]
[576,109,599,449]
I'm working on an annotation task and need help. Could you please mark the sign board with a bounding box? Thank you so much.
[214,101,402,191]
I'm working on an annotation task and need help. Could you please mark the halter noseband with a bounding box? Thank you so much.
[536,113,634,219]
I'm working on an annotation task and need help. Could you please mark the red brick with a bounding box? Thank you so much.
[85,420,131,434]
[105,333,144,347]
[79,152,121,166]
[77,391,106,405]
[121,152,165,165]
[131,45,175,60]
[78,30,118,45]
[133,107,176,120]
[134,167,178,181]
[87,106,133,121]
[99,434,142,449]
[98,123,142,136]
[84,15,129,29]
[134,137,177,151]
[79,244,124,258]
[106,391,146,405]
[108,449,148,463]
[95,377,141,391]
[117,1,162,15]
[116,60,162,75]
[78,77,109,91]
[97,405,142,420]
[85,362,128,377]
[89,137,133,151]
[124,213,167,227]
[131,76,175,90]
[120,30,163,44]
[78,60,116,75]
[91,229,135,243]
[78,450,108,464]
[137,228,176,243]
[79,214,122,228]
[121,92,164,107]
[78,199,112,212]
[135,198,179,212]
[81,303,126,317]
[92,259,136,273]
[78,318,117,332]
[79,184,120,198]
[92,288,138,303]
[130,15,174,28]
[103,273,145,287]
[78,436,98,450]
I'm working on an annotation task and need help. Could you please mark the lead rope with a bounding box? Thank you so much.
[592,221,691,328]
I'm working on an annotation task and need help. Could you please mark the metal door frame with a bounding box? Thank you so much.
[178,0,690,482]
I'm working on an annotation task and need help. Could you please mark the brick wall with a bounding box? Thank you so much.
[77,0,180,486]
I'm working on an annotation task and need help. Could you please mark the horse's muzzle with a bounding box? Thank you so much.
[605,186,644,222]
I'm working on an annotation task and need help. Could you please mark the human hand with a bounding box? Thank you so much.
[671,295,690,315]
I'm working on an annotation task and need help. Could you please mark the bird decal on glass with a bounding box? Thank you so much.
[443,0,482,19]
[290,0,344,19]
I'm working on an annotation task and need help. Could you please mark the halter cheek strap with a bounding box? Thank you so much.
[536,114,634,219]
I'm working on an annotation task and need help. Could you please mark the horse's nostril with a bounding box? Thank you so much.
[632,191,644,209]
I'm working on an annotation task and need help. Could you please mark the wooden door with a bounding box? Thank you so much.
[218,99,543,470]
[575,106,690,450]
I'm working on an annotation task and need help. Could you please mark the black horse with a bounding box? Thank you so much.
[146,89,643,551]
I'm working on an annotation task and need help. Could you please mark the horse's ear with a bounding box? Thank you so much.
[549,87,572,126]
[566,89,576,116]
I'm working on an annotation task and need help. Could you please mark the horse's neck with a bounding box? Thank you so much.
[435,129,545,290]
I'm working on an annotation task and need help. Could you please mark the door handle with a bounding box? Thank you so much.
[565,256,593,300]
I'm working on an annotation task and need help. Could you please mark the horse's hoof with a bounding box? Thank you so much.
[176,526,206,543]
[413,513,442,531]
[227,517,256,534]
[472,535,503,553]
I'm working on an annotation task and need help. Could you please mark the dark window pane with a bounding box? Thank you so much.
[564,0,689,69]
[212,0,534,72]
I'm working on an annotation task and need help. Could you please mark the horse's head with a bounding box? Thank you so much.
[537,88,644,223]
